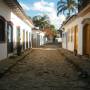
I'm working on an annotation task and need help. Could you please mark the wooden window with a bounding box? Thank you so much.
[68,29,70,42]
[7,21,13,53]
[23,30,25,50]
[26,31,28,48]
[0,16,5,42]
[17,26,20,47]
[71,27,74,42]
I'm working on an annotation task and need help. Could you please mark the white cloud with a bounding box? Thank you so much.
[20,0,65,29]
[30,0,65,29]
[30,0,54,12]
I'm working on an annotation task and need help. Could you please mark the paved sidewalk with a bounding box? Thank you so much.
[0,49,32,78]
[0,44,90,90]
[59,48,90,77]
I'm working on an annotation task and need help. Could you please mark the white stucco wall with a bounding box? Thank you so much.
[0,44,7,60]
[40,32,45,46]
[77,18,83,55]
[62,11,90,55]
[62,32,67,49]
[32,31,46,47]
[0,1,32,60]
[0,1,11,60]
[78,12,90,55]
[11,12,32,50]
[62,18,78,52]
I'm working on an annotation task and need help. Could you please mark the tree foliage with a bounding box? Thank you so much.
[57,0,78,17]
[50,25,57,36]
[32,15,50,30]
[33,15,57,39]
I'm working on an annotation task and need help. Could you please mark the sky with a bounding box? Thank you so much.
[18,0,65,29]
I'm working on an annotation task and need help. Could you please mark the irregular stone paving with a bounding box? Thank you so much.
[0,44,90,90]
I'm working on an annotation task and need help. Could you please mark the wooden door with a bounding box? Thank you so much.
[17,26,20,48]
[26,31,28,48]
[7,24,13,54]
[88,24,90,55]
[23,30,25,50]
[83,24,90,55]
[29,32,31,48]
[74,26,78,51]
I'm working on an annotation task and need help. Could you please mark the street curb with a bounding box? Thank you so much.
[0,49,32,78]
[58,49,88,78]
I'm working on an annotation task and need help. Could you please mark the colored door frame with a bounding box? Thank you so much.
[74,26,78,53]
[83,24,90,56]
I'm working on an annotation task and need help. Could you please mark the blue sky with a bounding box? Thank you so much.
[18,0,58,17]
[18,0,65,29]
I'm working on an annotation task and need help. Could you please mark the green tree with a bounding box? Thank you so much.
[50,25,57,36]
[57,0,78,17]
[32,15,50,30]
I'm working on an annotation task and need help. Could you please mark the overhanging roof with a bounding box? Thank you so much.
[78,4,90,17]
[60,15,77,30]
[3,0,34,28]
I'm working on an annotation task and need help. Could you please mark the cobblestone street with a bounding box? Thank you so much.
[0,44,90,90]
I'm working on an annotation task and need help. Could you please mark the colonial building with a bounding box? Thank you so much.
[0,0,33,60]
[62,2,90,56]
[32,28,47,48]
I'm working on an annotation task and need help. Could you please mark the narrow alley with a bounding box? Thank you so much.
[0,44,90,90]
[0,0,90,90]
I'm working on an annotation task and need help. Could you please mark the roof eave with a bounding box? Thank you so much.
[4,0,34,28]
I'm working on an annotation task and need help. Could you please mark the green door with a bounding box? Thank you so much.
[26,31,28,48]
[7,23,13,54]
[23,30,25,50]
[17,26,20,49]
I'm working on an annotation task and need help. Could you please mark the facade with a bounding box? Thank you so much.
[0,0,33,60]
[55,30,62,43]
[32,28,47,48]
[62,3,90,56]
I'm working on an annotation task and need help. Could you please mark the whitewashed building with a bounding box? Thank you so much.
[0,0,33,60]
[62,3,90,56]
[32,28,47,48]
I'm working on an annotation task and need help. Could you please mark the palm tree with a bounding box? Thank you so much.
[57,0,78,17]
